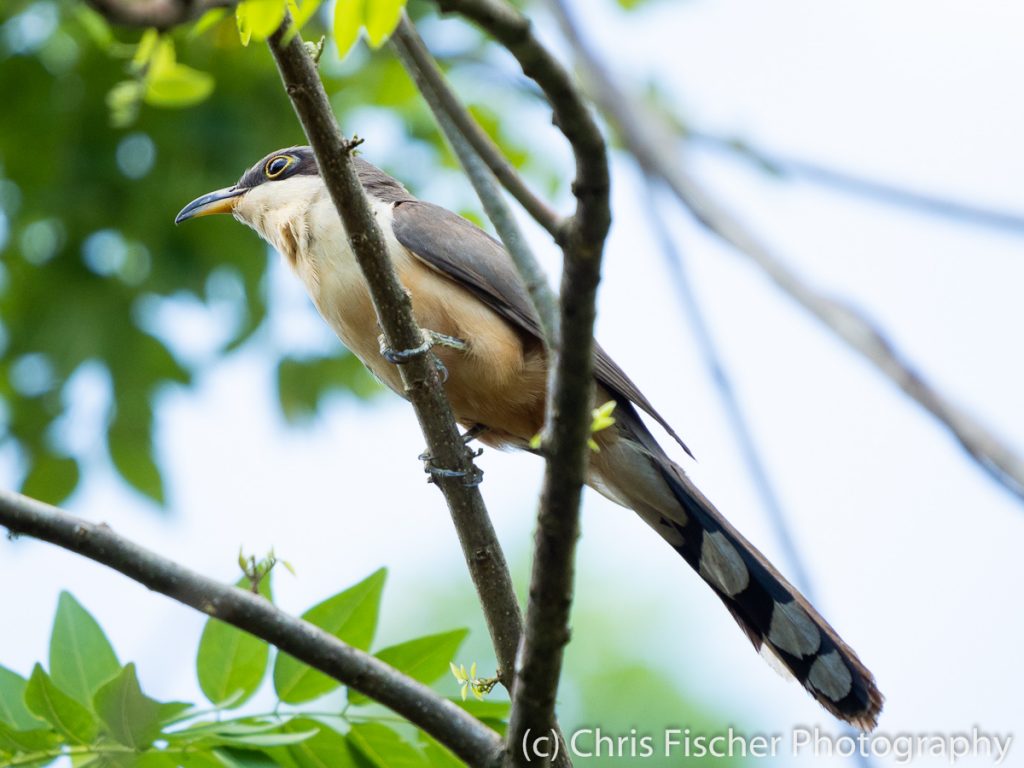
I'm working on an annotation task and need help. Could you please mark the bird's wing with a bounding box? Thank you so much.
[391,200,693,458]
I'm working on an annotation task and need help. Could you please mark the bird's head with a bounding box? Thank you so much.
[175,146,322,230]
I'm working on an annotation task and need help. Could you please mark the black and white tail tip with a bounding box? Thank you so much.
[664,477,884,730]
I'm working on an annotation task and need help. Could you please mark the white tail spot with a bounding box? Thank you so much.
[768,599,821,658]
[699,531,750,597]
[808,649,853,702]
[759,643,795,681]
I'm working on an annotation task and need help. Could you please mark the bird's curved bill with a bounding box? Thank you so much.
[175,186,244,224]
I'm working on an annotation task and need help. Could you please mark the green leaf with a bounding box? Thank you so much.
[21,453,80,506]
[236,0,286,41]
[49,592,121,707]
[235,1,253,45]
[189,7,230,38]
[145,63,215,108]
[141,38,214,109]
[180,723,319,749]
[452,697,509,735]
[347,723,426,768]
[108,408,164,506]
[23,665,99,744]
[212,747,282,768]
[106,79,145,128]
[333,0,365,59]
[0,722,62,754]
[196,577,271,708]
[132,29,161,70]
[347,629,468,706]
[273,569,386,704]
[0,666,46,730]
[73,5,114,49]
[287,0,324,31]
[157,701,194,725]
[363,0,405,48]
[417,733,464,768]
[92,664,164,749]
[219,730,320,747]
[276,354,379,423]
[280,718,362,768]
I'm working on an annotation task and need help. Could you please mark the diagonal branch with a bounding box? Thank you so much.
[642,177,818,598]
[545,0,1024,505]
[264,20,525,687]
[0,489,502,768]
[433,2,610,766]
[392,17,565,243]
[688,130,1024,235]
[390,14,559,345]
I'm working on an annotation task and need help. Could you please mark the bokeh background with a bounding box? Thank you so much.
[2,0,1022,765]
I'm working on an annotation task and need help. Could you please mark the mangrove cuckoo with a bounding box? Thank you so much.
[176,146,883,729]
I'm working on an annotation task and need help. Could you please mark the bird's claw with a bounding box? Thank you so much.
[378,329,467,365]
[461,424,489,445]
[418,447,484,488]
[379,332,432,364]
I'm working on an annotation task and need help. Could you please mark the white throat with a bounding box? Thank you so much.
[230,174,410,366]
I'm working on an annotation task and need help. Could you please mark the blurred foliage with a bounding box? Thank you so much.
[0,0,554,508]
[0,570,491,767]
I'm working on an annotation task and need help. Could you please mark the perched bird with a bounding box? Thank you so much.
[177,146,883,728]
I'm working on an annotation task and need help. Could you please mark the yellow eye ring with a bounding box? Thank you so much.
[265,155,293,179]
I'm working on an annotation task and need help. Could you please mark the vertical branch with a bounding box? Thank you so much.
[266,19,524,688]
[432,2,611,765]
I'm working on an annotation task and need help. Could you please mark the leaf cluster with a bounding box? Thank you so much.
[0,571,502,767]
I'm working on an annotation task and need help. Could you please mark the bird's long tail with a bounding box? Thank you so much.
[588,400,883,730]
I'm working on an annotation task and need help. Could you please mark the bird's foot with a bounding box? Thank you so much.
[424,330,467,356]
[461,424,489,445]
[418,445,484,488]
[378,329,467,364]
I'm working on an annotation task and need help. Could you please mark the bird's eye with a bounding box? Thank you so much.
[265,156,293,179]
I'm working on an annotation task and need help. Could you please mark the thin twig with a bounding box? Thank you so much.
[545,0,1024,505]
[689,131,1024,235]
[392,19,564,242]
[265,19,524,687]
[642,177,817,598]
[390,14,559,345]
[433,2,611,767]
[646,176,880,768]
[0,490,502,768]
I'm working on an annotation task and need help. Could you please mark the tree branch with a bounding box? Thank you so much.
[642,177,818,597]
[546,0,1024,505]
[82,0,231,30]
[392,18,564,243]
[433,2,611,766]
[688,130,1024,235]
[390,14,559,344]
[0,489,502,768]
[264,20,525,687]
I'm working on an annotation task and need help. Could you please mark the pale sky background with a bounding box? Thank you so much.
[2,1,1023,766]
